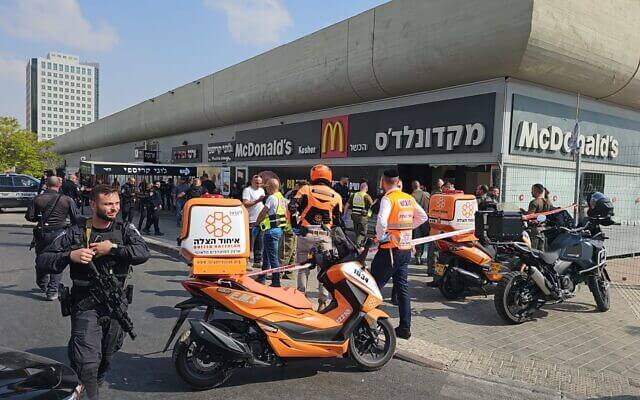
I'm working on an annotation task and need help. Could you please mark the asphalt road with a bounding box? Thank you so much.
[0,226,564,400]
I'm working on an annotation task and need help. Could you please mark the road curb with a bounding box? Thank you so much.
[393,349,446,371]
[0,223,36,229]
[143,237,182,260]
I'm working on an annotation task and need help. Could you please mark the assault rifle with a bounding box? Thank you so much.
[86,261,137,340]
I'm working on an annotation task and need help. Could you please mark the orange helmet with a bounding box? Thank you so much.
[310,164,332,184]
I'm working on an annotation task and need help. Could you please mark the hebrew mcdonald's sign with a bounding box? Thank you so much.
[321,115,349,158]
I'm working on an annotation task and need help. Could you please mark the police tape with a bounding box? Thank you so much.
[521,203,576,221]
[246,263,312,277]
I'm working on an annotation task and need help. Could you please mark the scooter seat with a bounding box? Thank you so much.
[238,276,313,309]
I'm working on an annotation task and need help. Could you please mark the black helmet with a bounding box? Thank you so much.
[587,192,614,220]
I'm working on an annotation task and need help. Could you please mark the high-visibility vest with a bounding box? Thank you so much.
[260,191,288,231]
[351,192,370,217]
[296,184,342,228]
[381,190,415,250]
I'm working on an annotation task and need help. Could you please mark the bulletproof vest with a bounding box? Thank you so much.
[70,220,127,283]
[121,183,135,202]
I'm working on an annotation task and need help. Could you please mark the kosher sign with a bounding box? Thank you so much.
[346,93,495,157]
[207,141,235,163]
[509,95,638,165]
[92,163,197,176]
[234,120,320,161]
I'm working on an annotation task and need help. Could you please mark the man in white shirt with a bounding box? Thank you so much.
[243,175,265,268]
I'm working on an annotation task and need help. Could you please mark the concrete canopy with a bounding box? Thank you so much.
[54,0,640,154]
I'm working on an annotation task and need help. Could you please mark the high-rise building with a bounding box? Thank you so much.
[26,52,99,140]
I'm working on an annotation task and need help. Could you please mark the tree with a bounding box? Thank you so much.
[0,117,62,177]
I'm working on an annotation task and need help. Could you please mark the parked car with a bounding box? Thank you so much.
[0,173,39,210]
[0,346,80,399]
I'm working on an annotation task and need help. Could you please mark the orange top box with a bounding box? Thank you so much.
[178,198,249,275]
[428,191,478,242]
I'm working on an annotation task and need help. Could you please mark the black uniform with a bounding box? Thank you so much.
[62,179,81,206]
[120,183,136,223]
[35,218,149,400]
[25,189,79,294]
[143,187,162,234]
[136,189,149,230]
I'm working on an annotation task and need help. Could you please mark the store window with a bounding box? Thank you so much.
[581,172,605,198]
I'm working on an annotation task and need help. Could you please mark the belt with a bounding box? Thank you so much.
[305,229,330,237]
[72,279,91,287]
[41,225,66,232]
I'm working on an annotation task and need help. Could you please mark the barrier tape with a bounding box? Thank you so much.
[246,263,312,277]
[521,203,576,221]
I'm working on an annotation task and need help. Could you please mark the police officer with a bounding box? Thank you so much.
[143,181,164,236]
[344,180,373,247]
[25,176,79,300]
[120,177,136,223]
[35,184,150,400]
[255,178,287,287]
[288,164,343,310]
[475,184,497,211]
[372,169,428,339]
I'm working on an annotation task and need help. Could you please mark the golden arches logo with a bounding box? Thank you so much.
[321,121,345,154]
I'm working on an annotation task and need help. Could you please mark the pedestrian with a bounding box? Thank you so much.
[430,178,443,195]
[288,164,343,311]
[185,178,206,201]
[281,181,307,272]
[62,174,81,208]
[475,184,496,211]
[35,184,150,400]
[243,175,265,269]
[158,179,168,210]
[111,178,120,191]
[200,173,216,195]
[137,183,149,230]
[410,180,430,265]
[175,177,191,227]
[443,180,455,191]
[523,183,553,250]
[164,178,175,210]
[488,186,500,203]
[332,176,350,207]
[371,169,428,340]
[344,180,373,247]
[120,177,136,223]
[143,181,164,236]
[25,176,79,300]
[255,178,286,287]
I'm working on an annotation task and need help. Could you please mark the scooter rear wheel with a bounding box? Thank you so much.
[173,329,233,390]
[348,318,396,371]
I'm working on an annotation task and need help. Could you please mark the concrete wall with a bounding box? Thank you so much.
[55,0,640,154]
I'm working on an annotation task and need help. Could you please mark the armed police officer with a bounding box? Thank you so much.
[26,176,79,300]
[120,177,136,223]
[36,184,150,400]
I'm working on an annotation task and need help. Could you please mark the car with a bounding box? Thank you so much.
[0,173,40,211]
[0,346,80,399]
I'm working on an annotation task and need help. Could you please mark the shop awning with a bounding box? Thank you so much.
[80,161,197,177]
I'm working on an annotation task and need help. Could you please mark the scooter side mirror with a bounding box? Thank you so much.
[536,214,547,224]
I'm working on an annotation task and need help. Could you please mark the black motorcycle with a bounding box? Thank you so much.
[494,193,614,324]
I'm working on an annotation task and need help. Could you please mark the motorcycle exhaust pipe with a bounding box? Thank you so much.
[527,266,551,296]
[452,267,483,286]
[189,320,253,360]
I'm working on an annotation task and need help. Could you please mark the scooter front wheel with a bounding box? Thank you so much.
[348,318,396,371]
[173,329,233,390]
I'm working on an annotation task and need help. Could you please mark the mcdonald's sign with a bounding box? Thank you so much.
[321,115,349,158]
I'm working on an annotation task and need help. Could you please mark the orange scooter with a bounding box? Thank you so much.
[164,199,394,390]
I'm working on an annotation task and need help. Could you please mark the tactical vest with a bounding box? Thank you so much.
[381,189,415,250]
[70,219,127,283]
[260,192,288,231]
[121,183,135,203]
[351,192,370,217]
[297,184,342,228]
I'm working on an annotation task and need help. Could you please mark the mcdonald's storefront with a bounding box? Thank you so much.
[226,88,501,194]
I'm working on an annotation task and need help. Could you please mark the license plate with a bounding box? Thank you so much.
[435,263,446,276]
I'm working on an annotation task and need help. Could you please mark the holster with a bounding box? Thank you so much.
[58,284,72,317]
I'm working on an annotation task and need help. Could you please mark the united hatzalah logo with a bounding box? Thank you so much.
[205,212,232,237]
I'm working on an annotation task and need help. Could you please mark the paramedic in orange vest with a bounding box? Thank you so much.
[372,168,428,340]
[288,164,343,311]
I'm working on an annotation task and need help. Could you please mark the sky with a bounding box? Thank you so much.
[0,0,389,127]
